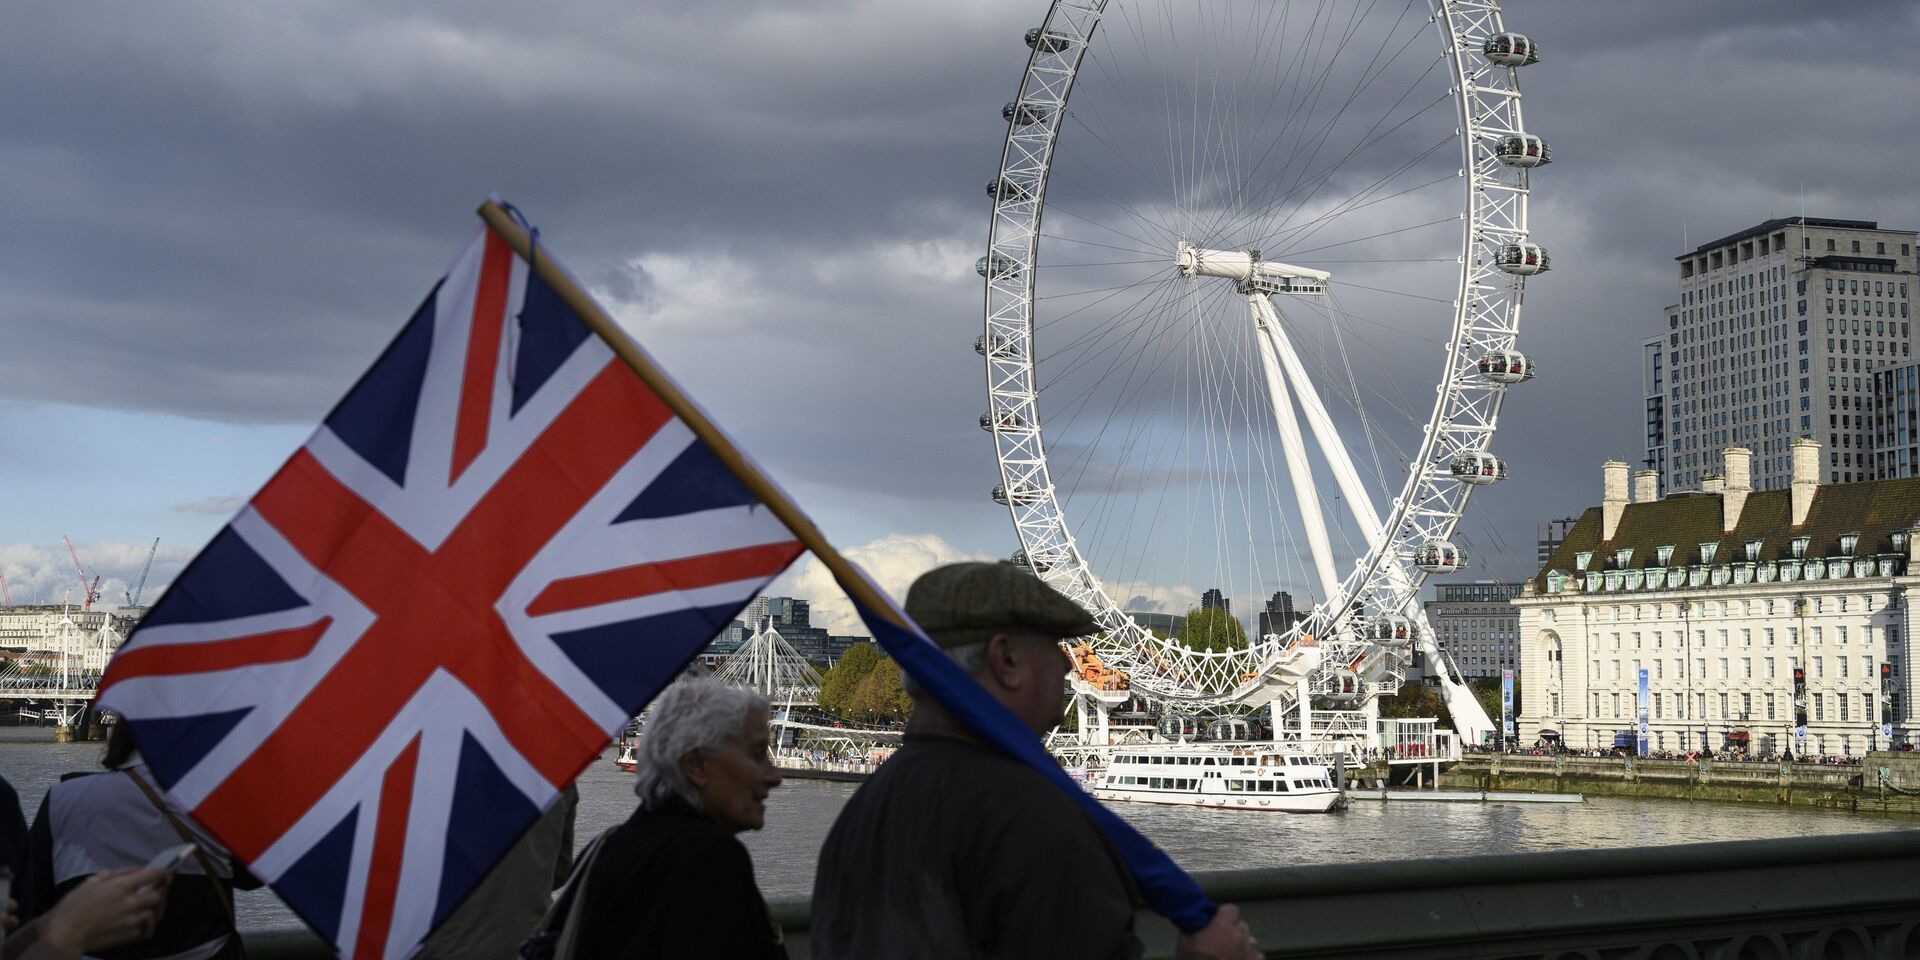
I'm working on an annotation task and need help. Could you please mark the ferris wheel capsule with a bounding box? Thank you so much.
[1367,614,1416,647]
[1325,667,1362,702]
[1450,452,1507,485]
[975,333,1022,358]
[980,410,1028,432]
[1494,134,1552,168]
[1002,101,1054,127]
[1496,243,1550,276]
[992,483,1044,506]
[1008,548,1056,573]
[977,254,1022,279]
[1476,350,1534,384]
[1413,541,1468,574]
[1025,27,1072,53]
[986,177,1030,202]
[1483,33,1539,66]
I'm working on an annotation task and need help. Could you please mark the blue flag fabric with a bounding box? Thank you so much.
[845,575,1216,934]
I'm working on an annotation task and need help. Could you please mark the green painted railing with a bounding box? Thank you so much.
[245,830,1920,958]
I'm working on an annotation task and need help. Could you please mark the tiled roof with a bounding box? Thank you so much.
[1532,478,1920,588]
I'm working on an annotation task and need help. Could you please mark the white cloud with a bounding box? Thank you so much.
[0,540,192,610]
[766,532,994,636]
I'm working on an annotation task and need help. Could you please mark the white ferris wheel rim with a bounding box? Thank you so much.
[981,0,1539,709]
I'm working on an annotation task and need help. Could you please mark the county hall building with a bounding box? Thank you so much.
[1515,442,1914,757]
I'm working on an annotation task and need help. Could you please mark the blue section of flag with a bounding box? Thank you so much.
[133,707,254,787]
[434,734,543,927]
[615,442,758,522]
[851,596,1216,934]
[550,602,746,708]
[512,270,592,414]
[276,808,360,945]
[324,290,437,486]
[139,528,308,629]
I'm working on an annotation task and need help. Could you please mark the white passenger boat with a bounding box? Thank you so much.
[1089,746,1341,812]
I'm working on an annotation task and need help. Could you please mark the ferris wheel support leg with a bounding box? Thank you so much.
[1247,294,1342,601]
[1255,295,1386,536]
[1421,633,1497,744]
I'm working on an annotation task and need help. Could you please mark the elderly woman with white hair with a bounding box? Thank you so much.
[565,677,787,958]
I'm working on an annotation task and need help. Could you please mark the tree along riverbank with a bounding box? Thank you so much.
[1442,750,1920,814]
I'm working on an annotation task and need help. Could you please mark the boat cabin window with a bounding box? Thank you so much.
[1203,757,1216,765]
[1228,780,1244,791]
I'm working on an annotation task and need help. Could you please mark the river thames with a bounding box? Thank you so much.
[4,730,1915,930]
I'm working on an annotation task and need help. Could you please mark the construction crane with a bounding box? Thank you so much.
[62,534,102,612]
[126,538,160,608]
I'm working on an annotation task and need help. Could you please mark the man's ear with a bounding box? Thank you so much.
[985,633,1024,690]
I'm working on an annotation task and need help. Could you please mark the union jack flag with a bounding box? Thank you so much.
[98,208,804,959]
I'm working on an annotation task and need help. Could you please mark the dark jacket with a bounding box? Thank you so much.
[569,797,786,959]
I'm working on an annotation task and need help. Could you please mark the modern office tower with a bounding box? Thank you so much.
[1538,517,1579,566]
[1873,359,1920,478]
[1519,450,1915,757]
[1645,217,1918,492]
[1423,581,1523,681]
[1200,588,1230,614]
[1257,591,1305,638]
[724,596,861,665]
[1643,339,1668,494]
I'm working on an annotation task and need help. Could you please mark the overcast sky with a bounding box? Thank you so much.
[5,2,1918,632]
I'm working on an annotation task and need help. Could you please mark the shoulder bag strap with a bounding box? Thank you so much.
[124,768,235,924]
[535,830,610,960]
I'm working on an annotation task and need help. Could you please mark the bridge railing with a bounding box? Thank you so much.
[242,830,1920,959]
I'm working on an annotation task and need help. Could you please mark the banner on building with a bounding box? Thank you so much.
[1500,669,1515,739]
[1636,667,1650,756]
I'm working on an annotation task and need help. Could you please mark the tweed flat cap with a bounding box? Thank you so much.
[904,561,1100,649]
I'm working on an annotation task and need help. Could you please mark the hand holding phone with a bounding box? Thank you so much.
[146,843,198,874]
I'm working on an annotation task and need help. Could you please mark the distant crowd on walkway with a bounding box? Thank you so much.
[1,563,1265,960]
[1463,742,1882,765]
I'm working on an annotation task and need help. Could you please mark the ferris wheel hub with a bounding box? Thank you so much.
[1174,241,1330,296]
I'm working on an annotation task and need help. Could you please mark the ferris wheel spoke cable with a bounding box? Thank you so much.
[1260,124,1457,257]
[1237,9,1430,244]
[1198,17,1428,249]
[1195,1,1396,244]
[1208,95,1452,252]
[1210,40,1446,248]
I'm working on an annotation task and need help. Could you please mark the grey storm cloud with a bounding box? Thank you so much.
[5,1,1920,595]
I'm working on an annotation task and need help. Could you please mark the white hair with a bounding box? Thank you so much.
[632,678,769,810]
[900,642,989,700]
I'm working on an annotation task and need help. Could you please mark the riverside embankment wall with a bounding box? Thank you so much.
[1442,749,1920,813]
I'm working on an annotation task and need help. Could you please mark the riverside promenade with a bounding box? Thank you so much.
[1444,749,1920,814]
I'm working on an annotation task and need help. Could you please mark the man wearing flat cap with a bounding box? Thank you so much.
[810,563,1259,960]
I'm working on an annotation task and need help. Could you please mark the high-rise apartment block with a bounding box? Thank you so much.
[1257,591,1306,638]
[1200,588,1230,614]
[1646,217,1918,493]
[1423,582,1523,680]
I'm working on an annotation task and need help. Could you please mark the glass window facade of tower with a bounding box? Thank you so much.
[1661,217,1917,492]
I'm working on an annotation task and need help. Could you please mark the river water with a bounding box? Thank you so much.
[4,728,1915,930]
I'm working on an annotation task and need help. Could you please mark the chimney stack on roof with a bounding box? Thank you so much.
[1701,472,1725,495]
[1632,469,1659,504]
[1602,460,1629,541]
[1791,437,1822,526]
[1721,447,1752,532]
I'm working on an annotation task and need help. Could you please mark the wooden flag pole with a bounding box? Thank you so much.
[476,200,912,630]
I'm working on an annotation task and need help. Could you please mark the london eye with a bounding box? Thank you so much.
[977,0,1548,747]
